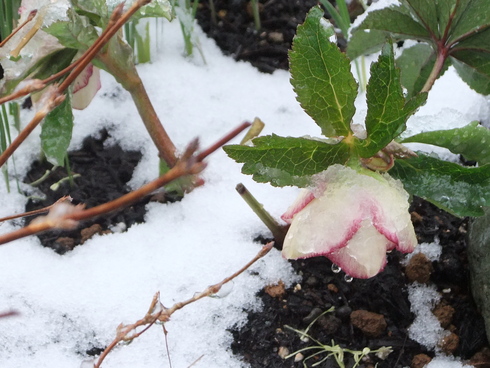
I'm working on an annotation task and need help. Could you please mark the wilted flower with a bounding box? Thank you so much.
[281,165,417,279]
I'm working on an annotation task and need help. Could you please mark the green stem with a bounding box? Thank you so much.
[236,183,287,245]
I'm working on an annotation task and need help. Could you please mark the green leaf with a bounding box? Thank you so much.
[390,153,490,217]
[223,135,351,187]
[41,95,74,166]
[72,0,108,26]
[447,0,490,44]
[403,0,440,37]
[44,9,99,50]
[347,28,388,60]
[402,121,490,165]
[133,0,173,21]
[354,6,431,40]
[396,43,434,97]
[357,42,427,157]
[450,51,490,95]
[289,6,358,137]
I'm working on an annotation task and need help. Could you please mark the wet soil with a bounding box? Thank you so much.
[20,0,490,366]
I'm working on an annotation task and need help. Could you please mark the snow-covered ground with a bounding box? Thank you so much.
[0,11,487,368]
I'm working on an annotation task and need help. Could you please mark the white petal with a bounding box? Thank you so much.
[327,220,390,279]
[72,65,101,110]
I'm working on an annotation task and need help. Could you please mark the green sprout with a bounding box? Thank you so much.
[285,308,392,368]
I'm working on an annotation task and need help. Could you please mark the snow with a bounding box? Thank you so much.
[0,8,489,368]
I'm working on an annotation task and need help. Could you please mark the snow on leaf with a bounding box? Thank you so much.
[223,135,351,187]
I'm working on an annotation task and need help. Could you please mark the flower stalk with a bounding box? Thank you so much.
[236,183,287,245]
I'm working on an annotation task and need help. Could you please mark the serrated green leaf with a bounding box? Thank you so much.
[390,153,490,217]
[44,9,99,50]
[223,135,351,187]
[402,121,490,165]
[289,6,358,137]
[347,28,388,60]
[447,0,490,44]
[357,42,427,157]
[41,95,73,166]
[403,0,439,37]
[355,6,431,40]
[451,51,490,95]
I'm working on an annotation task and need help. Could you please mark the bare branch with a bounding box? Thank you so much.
[94,241,274,368]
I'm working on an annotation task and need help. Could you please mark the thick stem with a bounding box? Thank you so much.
[97,51,178,167]
[236,183,287,245]
[421,45,447,93]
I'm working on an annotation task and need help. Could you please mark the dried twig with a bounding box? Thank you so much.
[0,122,251,245]
[94,241,274,368]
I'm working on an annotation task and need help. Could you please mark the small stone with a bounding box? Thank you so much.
[268,31,284,43]
[277,346,289,359]
[294,353,304,362]
[327,283,338,293]
[411,353,432,368]
[405,253,433,283]
[264,281,285,298]
[335,305,352,321]
[350,310,387,337]
[433,303,455,328]
[439,332,459,354]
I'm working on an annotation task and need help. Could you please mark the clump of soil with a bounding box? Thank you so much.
[24,130,147,254]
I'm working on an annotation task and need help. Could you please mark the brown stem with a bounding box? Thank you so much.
[96,51,178,167]
[94,241,274,368]
[0,123,250,245]
[0,89,65,168]
[0,10,37,47]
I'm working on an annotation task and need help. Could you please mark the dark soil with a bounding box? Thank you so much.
[20,1,490,367]
[24,129,148,254]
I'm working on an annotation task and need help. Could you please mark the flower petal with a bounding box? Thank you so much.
[327,219,391,279]
[72,64,101,110]
[281,188,315,224]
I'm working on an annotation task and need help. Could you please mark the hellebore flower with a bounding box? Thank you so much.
[281,165,417,279]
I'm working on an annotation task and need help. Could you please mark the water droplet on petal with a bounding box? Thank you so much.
[344,275,353,283]
[331,264,342,273]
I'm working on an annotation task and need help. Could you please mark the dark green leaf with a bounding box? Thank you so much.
[447,0,490,44]
[289,6,358,137]
[357,42,427,157]
[391,153,490,217]
[44,9,99,50]
[223,135,351,187]
[396,43,434,97]
[452,27,490,53]
[347,28,388,60]
[354,6,431,40]
[402,121,490,165]
[41,95,73,166]
[451,51,490,95]
[403,0,440,37]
